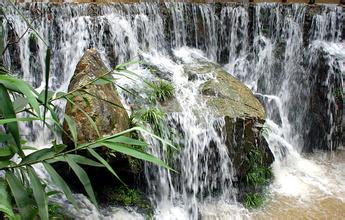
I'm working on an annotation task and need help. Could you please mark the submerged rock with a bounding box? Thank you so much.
[62,48,141,188]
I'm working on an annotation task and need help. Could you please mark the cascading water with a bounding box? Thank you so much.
[140,48,237,219]
[1,1,344,219]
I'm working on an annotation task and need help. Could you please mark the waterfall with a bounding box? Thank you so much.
[1,2,344,219]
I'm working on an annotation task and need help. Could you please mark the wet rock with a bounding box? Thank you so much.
[183,59,273,180]
[61,48,141,188]
[304,48,343,152]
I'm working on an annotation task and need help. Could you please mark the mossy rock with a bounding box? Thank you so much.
[62,48,142,187]
[181,58,273,182]
[98,186,153,217]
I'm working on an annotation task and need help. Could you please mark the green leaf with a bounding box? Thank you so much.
[0,160,11,169]
[87,148,124,184]
[92,76,113,85]
[0,75,41,117]
[94,127,176,150]
[20,148,56,165]
[0,146,13,157]
[0,178,14,217]
[114,60,141,71]
[8,214,21,220]
[65,155,97,207]
[0,84,23,157]
[101,141,172,171]
[65,97,100,137]
[0,117,40,125]
[54,91,67,99]
[42,162,78,209]
[13,96,29,112]
[0,133,12,142]
[63,114,77,147]
[46,190,61,197]
[21,145,39,151]
[43,48,51,123]
[52,144,66,153]
[38,90,54,104]
[107,136,148,147]
[82,96,90,107]
[6,172,36,220]
[66,154,104,167]
[28,166,49,220]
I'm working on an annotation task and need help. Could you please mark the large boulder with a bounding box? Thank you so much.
[183,59,274,180]
[62,48,141,187]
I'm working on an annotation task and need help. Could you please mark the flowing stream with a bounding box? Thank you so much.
[1,2,344,219]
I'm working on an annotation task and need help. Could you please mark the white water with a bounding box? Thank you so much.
[2,2,344,219]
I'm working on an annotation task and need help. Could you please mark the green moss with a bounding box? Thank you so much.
[104,186,153,217]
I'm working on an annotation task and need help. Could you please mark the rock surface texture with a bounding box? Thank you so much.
[183,58,274,180]
[62,48,140,186]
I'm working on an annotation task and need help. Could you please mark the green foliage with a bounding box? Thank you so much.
[111,186,142,206]
[101,186,153,218]
[245,148,272,187]
[0,6,174,219]
[244,193,264,208]
[133,107,165,129]
[148,80,174,103]
[48,203,65,219]
[243,148,272,209]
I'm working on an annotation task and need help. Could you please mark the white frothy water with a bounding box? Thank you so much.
[2,2,344,219]
[138,48,237,219]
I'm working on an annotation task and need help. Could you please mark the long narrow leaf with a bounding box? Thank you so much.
[101,142,172,171]
[65,155,97,207]
[43,48,51,123]
[114,60,142,70]
[107,136,148,147]
[0,133,12,142]
[42,162,78,208]
[20,148,55,165]
[0,75,41,117]
[0,117,40,125]
[65,97,100,137]
[63,114,77,147]
[87,148,124,184]
[93,127,176,150]
[0,161,10,169]
[13,96,29,112]
[6,172,35,219]
[27,166,48,220]
[0,146,13,158]
[0,178,14,217]
[56,154,103,167]
[0,84,23,157]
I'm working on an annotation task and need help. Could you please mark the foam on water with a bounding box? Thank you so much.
[2,2,344,219]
